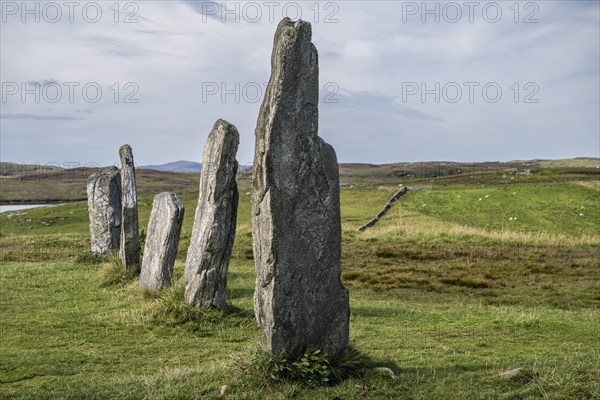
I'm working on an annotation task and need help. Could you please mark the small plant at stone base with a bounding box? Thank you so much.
[239,345,370,387]
[97,253,137,287]
[289,347,332,385]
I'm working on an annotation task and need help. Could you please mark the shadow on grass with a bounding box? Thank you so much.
[227,286,255,300]
[221,303,255,319]
[228,270,255,280]
[351,306,417,318]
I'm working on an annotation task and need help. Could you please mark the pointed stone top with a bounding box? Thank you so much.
[154,192,184,215]
[119,144,132,155]
[207,119,240,151]
[212,119,239,135]
[276,17,311,37]
[119,145,134,167]
[272,18,313,59]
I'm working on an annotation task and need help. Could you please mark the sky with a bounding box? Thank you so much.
[1,0,599,167]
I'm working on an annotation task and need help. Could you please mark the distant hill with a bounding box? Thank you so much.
[0,162,62,177]
[535,158,600,169]
[140,160,201,172]
[1,157,597,203]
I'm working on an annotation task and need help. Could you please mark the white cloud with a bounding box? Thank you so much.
[1,0,598,165]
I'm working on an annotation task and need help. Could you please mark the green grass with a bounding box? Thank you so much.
[400,184,599,237]
[1,258,598,399]
[1,165,599,399]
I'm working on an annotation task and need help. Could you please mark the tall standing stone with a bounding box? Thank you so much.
[184,119,239,308]
[252,18,350,359]
[87,166,121,256]
[140,192,185,291]
[119,144,140,269]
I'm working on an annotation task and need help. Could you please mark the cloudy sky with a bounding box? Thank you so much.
[1,0,598,167]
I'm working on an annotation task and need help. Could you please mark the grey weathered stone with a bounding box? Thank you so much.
[252,18,350,359]
[87,166,121,256]
[358,187,407,231]
[184,119,239,308]
[140,192,185,291]
[119,144,140,269]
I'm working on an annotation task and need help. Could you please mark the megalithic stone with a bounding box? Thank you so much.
[87,166,121,256]
[184,119,239,308]
[252,18,350,360]
[140,192,185,291]
[119,144,140,269]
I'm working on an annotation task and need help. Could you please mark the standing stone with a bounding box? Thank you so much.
[140,192,185,291]
[87,166,121,256]
[184,119,239,308]
[119,144,140,269]
[252,18,350,360]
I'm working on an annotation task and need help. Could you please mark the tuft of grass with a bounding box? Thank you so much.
[97,255,137,287]
[238,345,371,387]
[144,284,231,329]
[74,250,107,265]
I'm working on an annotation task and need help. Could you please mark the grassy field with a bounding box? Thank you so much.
[400,184,599,236]
[1,164,599,399]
